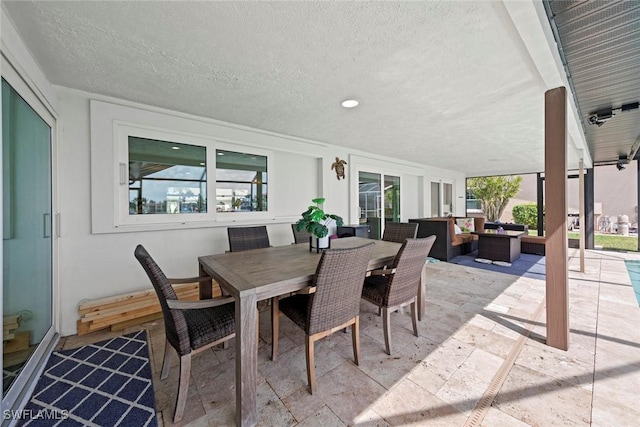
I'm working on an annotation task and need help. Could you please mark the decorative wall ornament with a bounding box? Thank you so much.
[331,157,347,180]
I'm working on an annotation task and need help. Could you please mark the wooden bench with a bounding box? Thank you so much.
[521,235,546,255]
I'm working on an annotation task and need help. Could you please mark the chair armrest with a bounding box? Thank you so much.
[296,286,316,295]
[168,276,213,285]
[369,268,396,276]
[167,296,234,310]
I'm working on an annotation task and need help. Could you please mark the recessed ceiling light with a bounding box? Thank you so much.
[172,146,180,150]
[341,99,359,108]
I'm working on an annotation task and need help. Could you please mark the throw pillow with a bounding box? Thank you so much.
[456,218,475,233]
[454,223,463,234]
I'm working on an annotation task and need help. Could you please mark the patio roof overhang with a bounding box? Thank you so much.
[3,0,619,177]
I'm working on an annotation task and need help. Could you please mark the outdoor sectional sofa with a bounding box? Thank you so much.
[409,217,543,261]
[409,217,485,261]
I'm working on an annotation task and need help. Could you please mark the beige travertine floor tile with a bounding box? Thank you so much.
[371,379,467,426]
[282,387,326,423]
[516,342,594,389]
[493,364,592,426]
[315,361,388,425]
[452,323,517,359]
[332,331,419,390]
[256,381,296,427]
[258,336,346,400]
[481,407,530,426]
[296,406,346,427]
[420,337,476,382]
[590,392,640,427]
[351,408,391,427]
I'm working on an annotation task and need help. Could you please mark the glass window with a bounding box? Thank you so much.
[128,137,207,215]
[216,149,268,212]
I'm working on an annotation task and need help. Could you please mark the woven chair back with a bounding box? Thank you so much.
[382,222,419,243]
[134,245,191,355]
[306,243,375,335]
[384,236,436,307]
[227,226,270,252]
[291,224,312,244]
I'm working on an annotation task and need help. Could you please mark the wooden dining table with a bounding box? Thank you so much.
[198,237,428,427]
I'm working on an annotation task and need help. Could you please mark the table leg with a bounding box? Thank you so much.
[418,264,426,321]
[198,262,212,300]
[236,292,258,427]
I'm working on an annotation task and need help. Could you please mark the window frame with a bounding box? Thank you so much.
[114,122,273,229]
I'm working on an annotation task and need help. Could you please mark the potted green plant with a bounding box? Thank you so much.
[296,197,344,251]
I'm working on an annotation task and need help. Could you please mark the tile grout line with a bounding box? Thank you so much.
[588,255,603,425]
[463,296,547,427]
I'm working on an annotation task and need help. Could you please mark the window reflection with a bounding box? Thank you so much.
[216,149,268,212]
[128,137,207,214]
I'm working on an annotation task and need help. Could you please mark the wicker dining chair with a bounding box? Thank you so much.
[271,242,375,394]
[361,236,436,355]
[382,222,419,243]
[291,223,312,244]
[227,225,271,252]
[134,245,235,423]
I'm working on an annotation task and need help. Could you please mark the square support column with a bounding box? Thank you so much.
[545,87,569,350]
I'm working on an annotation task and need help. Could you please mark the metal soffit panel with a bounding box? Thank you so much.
[546,0,640,165]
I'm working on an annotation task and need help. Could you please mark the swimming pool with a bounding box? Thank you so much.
[624,259,640,306]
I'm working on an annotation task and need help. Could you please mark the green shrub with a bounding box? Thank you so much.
[512,203,543,230]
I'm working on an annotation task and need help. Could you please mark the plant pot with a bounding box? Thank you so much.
[309,235,331,253]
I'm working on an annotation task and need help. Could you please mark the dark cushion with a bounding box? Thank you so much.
[184,303,235,350]
[361,275,387,306]
[279,294,311,333]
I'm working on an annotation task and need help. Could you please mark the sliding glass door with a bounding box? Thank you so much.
[2,78,54,399]
[358,171,400,239]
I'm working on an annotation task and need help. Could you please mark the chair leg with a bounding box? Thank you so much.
[271,297,279,361]
[351,316,360,365]
[160,339,173,380]
[382,307,392,355]
[410,301,419,337]
[305,335,316,394]
[173,353,192,423]
[377,306,381,316]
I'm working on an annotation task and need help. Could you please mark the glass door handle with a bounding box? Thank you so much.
[43,213,51,238]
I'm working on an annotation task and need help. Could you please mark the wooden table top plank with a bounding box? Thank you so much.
[198,238,400,299]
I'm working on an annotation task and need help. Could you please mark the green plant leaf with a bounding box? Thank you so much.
[312,197,325,205]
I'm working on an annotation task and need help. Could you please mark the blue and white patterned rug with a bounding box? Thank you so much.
[19,330,157,426]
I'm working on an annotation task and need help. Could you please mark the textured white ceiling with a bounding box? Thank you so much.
[3,1,569,176]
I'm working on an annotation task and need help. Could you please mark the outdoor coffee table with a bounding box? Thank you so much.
[471,229,526,263]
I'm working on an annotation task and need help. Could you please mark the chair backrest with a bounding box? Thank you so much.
[306,242,375,335]
[384,236,436,308]
[227,226,270,252]
[291,223,311,244]
[134,245,191,355]
[382,222,418,243]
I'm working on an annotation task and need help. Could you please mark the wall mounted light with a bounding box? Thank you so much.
[589,102,639,127]
[617,155,629,171]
